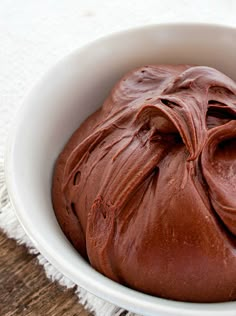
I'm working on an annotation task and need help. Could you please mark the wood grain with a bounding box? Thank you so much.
[0,230,91,316]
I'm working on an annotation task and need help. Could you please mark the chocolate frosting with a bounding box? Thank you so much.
[52,65,236,302]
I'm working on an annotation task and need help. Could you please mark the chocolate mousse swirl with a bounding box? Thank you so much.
[52,65,236,302]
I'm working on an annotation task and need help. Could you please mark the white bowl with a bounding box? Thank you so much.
[6,23,236,316]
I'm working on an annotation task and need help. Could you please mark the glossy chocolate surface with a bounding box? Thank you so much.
[52,65,236,302]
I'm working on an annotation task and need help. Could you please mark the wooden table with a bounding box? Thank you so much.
[0,230,91,316]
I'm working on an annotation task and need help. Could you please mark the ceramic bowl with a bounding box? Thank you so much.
[6,23,236,316]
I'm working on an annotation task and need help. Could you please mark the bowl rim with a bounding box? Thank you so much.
[5,22,236,316]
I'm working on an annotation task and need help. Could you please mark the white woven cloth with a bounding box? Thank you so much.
[0,1,235,315]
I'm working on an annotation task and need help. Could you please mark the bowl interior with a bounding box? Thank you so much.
[6,23,236,316]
